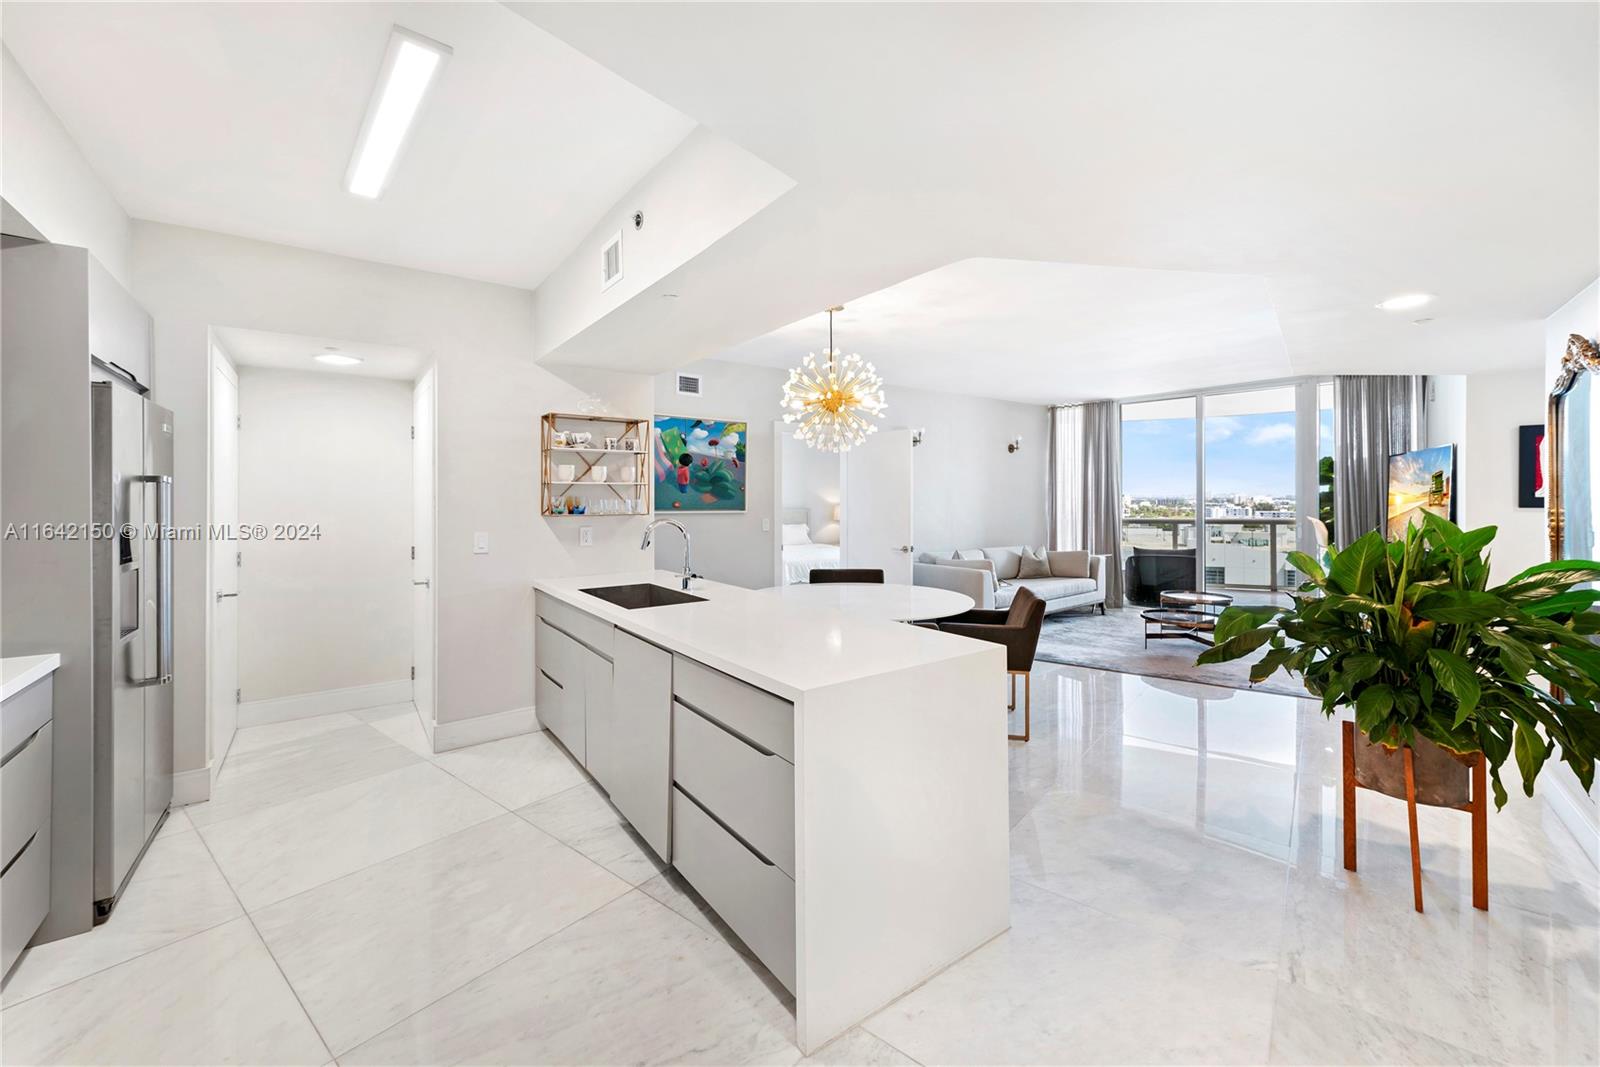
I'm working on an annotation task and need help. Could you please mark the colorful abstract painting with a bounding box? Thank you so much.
[653,416,748,512]
[1386,444,1456,538]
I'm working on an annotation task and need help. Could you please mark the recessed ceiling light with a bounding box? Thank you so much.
[346,27,452,199]
[314,349,363,367]
[1376,293,1434,312]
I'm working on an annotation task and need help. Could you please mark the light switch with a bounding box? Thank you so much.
[580,526,593,547]
[761,518,771,532]
[473,532,489,554]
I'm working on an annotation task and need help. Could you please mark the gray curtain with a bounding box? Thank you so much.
[1333,375,1428,548]
[1082,402,1124,607]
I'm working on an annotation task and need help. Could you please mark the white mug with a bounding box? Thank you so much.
[555,463,576,482]
[590,466,608,483]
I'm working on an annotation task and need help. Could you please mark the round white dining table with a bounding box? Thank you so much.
[760,581,974,622]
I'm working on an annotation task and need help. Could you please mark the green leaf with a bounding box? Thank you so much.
[1496,559,1600,598]
[1411,589,1508,624]
[1354,685,1394,733]
[1195,627,1273,665]
[1513,722,1550,796]
[1341,652,1384,685]
[1212,605,1280,645]
[1523,589,1600,618]
[1450,525,1498,560]
[1328,532,1385,596]
[1249,646,1297,684]
[1427,648,1481,726]
[1285,551,1325,583]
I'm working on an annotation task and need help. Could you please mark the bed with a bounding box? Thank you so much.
[780,507,841,584]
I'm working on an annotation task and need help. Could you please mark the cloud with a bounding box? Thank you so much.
[1247,422,1296,446]
[1206,416,1242,442]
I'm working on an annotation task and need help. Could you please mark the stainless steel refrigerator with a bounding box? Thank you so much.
[90,372,174,917]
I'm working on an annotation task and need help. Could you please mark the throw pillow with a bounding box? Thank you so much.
[1017,548,1051,578]
[1047,549,1091,578]
[955,548,986,561]
[781,523,813,546]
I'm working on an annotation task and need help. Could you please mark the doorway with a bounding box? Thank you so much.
[206,328,436,784]
[772,424,916,585]
[774,426,844,585]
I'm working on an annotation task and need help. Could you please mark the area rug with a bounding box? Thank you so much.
[1035,607,1309,698]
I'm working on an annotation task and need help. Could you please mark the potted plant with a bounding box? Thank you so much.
[1200,514,1600,811]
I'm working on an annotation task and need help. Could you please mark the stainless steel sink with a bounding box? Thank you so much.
[580,583,707,609]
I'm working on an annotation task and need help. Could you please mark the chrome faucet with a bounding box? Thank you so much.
[641,518,698,590]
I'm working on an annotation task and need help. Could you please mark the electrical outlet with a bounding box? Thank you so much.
[473,532,489,554]
[761,518,771,532]
[580,526,593,547]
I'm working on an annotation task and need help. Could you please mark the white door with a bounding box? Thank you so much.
[411,367,437,747]
[209,356,240,777]
[843,428,915,583]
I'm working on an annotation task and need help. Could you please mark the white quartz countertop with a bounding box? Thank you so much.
[532,572,995,700]
[1,654,61,702]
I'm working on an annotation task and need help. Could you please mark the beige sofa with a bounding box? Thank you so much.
[914,546,1108,615]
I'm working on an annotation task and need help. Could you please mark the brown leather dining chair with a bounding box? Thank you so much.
[934,587,1046,742]
[810,569,885,584]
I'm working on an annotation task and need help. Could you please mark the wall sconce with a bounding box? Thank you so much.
[831,503,841,522]
[1008,436,1023,454]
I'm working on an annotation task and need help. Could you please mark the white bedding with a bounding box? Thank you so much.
[783,542,841,584]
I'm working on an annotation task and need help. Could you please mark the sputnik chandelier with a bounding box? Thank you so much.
[781,305,887,453]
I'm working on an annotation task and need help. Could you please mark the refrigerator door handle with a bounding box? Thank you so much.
[130,474,174,687]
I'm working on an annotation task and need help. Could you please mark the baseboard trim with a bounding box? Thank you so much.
[173,766,211,806]
[1541,771,1600,872]
[239,680,412,728]
[432,705,538,753]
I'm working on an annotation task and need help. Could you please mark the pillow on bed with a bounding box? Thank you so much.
[781,523,813,546]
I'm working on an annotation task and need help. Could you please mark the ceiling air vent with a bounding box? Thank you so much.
[676,373,703,397]
[601,231,623,291]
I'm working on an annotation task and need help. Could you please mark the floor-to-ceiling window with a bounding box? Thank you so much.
[1120,397,1198,563]
[1121,381,1326,601]
[1202,386,1297,592]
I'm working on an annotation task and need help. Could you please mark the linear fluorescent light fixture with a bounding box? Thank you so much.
[346,27,451,199]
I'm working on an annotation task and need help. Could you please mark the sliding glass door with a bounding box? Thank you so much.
[1202,386,1297,593]
[1121,381,1324,604]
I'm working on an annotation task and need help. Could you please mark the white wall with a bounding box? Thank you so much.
[653,359,1049,587]
[781,433,840,544]
[534,127,795,361]
[237,368,413,702]
[1460,368,1548,580]
[131,221,652,779]
[0,46,131,286]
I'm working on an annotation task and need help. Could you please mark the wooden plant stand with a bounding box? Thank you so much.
[1342,721,1487,913]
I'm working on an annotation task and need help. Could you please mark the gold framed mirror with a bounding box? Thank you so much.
[1547,333,1600,562]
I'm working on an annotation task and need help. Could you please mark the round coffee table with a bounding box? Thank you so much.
[1159,589,1234,616]
[1142,608,1219,647]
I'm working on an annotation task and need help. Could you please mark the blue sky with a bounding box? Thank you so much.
[1123,410,1333,499]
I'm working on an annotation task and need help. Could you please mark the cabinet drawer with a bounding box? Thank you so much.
[673,702,794,877]
[1,723,51,870]
[1,823,50,978]
[536,593,613,658]
[536,621,585,763]
[671,788,794,993]
[672,656,793,762]
[1,676,52,764]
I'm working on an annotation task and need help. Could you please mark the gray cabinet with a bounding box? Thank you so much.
[2,675,55,978]
[607,632,673,860]
[534,618,586,763]
[582,646,614,788]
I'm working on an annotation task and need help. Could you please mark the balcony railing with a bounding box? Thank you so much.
[1121,516,1298,592]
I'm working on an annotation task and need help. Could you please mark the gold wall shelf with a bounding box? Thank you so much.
[540,412,651,517]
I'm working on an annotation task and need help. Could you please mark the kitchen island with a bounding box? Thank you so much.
[530,571,1009,1054]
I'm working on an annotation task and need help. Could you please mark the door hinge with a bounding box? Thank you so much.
[411,545,416,560]
[236,415,241,430]
[410,425,415,440]
[410,666,416,681]
[234,688,241,704]
[236,550,242,567]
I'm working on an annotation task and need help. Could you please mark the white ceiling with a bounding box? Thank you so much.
[214,326,425,381]
[0,2,695,289]
[717,259,1291,405]
[513,2,1598,393]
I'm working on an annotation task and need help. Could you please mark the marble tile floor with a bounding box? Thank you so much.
[2,671,1594,1065]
